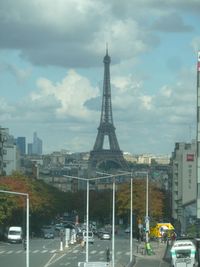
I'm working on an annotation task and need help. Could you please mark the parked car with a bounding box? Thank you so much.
[100,232,111,240]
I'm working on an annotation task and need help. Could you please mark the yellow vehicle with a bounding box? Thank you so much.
[149,223,174,239]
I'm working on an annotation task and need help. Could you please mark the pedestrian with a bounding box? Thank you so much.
[106,247,110,262]
[80,239,85,250]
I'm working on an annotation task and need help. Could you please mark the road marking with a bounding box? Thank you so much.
[16,250,23,253]
[90,250,97,254]
[0,250,5,254]
[43,253,57,267]
[50,249,57,253]
[6,250,13,254]
[72,249,79,253]
[41,249,48,253]
[33,250,39,253]
[99,251,104,254]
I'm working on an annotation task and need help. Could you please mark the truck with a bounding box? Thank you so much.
[149,222,174,240]
[7,226,23,243]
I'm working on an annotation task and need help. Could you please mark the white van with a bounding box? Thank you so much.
[83,231,94,244]
[7,226,23,243]
[170,239,196,267]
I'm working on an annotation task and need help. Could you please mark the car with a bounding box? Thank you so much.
[44,230,54,239]
[124,227,130,233]
[83,231,94,244]
[100,232,111,240]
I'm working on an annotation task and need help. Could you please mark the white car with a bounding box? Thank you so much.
[83,231,94,244]
[100,232,111,240]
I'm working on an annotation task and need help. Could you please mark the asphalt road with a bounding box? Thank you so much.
[0,234,171,267]
[0,233,132,267]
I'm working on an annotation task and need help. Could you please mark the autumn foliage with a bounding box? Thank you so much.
[116,179,164,222]
[0,172,67,228]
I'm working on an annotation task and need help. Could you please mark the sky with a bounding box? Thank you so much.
[0,0,200,155]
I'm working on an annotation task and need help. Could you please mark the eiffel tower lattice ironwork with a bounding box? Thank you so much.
[89,49,128,170]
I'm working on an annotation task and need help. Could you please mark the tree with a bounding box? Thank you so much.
[116,179,164,224]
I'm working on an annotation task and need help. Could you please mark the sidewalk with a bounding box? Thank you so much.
[133,241,168,261]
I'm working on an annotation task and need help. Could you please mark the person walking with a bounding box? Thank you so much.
[106,247,110,262]
[80,239,85,251]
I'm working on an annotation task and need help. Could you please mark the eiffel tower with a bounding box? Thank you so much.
[89,49,129,171]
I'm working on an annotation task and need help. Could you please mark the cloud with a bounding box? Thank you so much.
[152,13,193,32]
[3,69,99,124]
[1,0,193,68]
[0,63,31,83]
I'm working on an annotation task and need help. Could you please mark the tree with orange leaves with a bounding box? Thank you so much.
[116,179,164,223]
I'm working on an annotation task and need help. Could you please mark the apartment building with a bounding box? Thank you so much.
[171,141,196,233]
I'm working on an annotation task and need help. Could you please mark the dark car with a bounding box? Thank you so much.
[44,230,54,239]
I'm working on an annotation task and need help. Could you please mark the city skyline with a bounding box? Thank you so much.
[0,1,200,155]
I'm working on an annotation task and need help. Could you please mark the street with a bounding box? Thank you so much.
[0,233,134,267]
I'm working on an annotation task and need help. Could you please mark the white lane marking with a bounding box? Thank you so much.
[50,249,57,253]
[41,249,48,253]
[99,251,104,254]
[16,250,23,253]
[43,253,57,267]
[33,250,39,253]
[72,249,79,253]
[90,250,97,254]
[0,251,5,254]
[6,250,13,254]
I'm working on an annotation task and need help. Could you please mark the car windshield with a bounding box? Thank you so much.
[176,250,191,258]
[9,231,20,235]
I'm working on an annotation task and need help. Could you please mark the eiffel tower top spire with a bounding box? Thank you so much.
[101,46,113,125]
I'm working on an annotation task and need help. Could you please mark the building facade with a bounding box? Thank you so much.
[171,141,196,233]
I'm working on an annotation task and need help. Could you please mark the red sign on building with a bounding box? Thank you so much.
[187,154,194,161]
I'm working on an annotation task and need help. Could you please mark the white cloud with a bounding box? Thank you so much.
[31,70,99,120]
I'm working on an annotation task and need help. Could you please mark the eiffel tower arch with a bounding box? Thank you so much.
[88,49,129,171]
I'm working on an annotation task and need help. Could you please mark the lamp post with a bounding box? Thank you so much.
[135,171,149,243]
[119,170,133,262]
[145,171,149,243]
[96,171,131,267]
[0,190,29,267]
[64,174,116,263]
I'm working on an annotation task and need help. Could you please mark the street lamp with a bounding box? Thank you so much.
[0,189,29,267]
[96,171,131,267]
[64,174,116,263]
[135,171,149,243]
[118,170,133,262]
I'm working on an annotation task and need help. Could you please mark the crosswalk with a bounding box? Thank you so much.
[0,249,57,255]
[0,248,130,256]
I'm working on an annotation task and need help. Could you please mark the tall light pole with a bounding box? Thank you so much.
[96,171,131,267]
[64,174,116,263]
[119,170,133,262]
[112,176,115,267]
[63,175,90,262]
[135,171,149,243]
[145,172,149,243]
[0,190,29,267]
[130,173,133,261]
